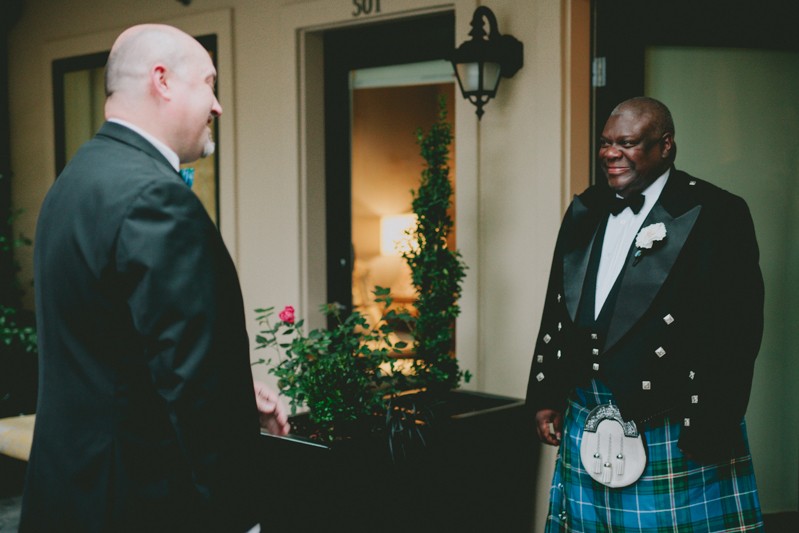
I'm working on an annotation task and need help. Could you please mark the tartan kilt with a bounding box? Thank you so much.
[545,380,764,533]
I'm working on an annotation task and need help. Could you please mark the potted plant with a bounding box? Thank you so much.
[403,98,468,392]
[253,287,415,441]
[251,100,537,532]
[253,100,473,439]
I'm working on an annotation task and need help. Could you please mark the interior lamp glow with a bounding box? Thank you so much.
[380,214,417,256]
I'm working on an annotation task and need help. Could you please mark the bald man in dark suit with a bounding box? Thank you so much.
[22,24,287,532]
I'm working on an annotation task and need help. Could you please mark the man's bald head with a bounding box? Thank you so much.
[103,24,221,163]
[105,24,198,98]
[611,97,676,161]
[599,97,676,196]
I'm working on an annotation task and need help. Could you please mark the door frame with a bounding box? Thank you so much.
[290,2,480,386]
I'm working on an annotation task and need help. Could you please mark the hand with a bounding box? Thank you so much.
[253,381,290,436]
[535,409,563,446]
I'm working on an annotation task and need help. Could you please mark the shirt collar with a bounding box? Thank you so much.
[107,118,180,172]
[640,168,669,208]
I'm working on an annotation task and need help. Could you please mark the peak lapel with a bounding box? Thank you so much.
[603,202,701,351]
[563,194,607,322]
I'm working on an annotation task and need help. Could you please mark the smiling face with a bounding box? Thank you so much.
[598,105,674,197]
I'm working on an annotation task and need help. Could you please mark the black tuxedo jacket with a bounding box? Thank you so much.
[21,122,262,532]
[526,169,764,461]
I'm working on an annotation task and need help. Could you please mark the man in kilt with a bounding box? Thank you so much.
[526,97,764,532]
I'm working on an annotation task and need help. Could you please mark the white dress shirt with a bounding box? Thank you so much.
[594,170,670,319]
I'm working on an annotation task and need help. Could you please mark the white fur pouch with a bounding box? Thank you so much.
[579,403,646,488]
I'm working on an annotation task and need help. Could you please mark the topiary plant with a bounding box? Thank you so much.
[403,98,469,392]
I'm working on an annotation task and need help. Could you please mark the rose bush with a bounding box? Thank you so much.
[253,288,414,439]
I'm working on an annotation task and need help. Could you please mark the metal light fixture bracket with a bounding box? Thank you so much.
[451,6,524,119]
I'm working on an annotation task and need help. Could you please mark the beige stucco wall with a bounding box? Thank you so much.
[9,1,572,529]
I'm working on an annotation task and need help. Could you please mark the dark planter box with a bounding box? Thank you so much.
[257,390,539,533]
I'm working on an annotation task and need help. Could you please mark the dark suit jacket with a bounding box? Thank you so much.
[526,169,764,462]
[21,122,262,532]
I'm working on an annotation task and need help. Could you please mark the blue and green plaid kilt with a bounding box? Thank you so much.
[546,380,764,532]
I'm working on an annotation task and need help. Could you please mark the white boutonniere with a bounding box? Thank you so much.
[633,222,667,266]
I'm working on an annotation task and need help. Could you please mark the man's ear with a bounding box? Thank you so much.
[150,64,170,100]
[660,132,674,159]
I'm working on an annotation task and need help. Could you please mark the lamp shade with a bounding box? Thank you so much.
[454,61,501,95]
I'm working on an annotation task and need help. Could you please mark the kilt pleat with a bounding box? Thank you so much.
[545,380,764,533]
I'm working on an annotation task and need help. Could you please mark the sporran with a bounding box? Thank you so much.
[579,402,646,487]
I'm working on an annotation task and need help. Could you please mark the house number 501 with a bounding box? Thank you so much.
[352,0,381,16]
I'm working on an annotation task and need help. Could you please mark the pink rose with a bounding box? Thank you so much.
[278,305,295,324]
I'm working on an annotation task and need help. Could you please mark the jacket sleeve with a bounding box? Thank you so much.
[677,194,764,461]
[526,204,579,416]
[116,179,260,500]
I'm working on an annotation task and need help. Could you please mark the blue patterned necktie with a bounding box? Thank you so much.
[179,168,195,189]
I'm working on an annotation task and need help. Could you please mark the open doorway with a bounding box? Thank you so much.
[350,64,455,344]
[322,13,455,314]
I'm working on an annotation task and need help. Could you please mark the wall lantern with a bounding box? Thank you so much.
[450,6,523,119]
